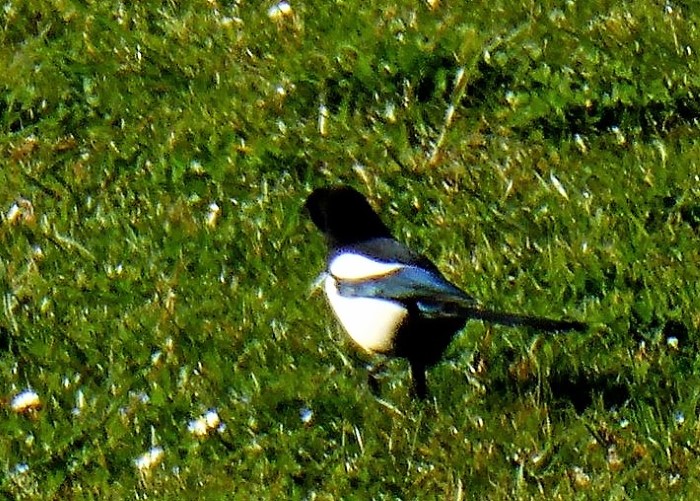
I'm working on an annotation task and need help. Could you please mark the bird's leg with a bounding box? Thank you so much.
[409,360,428,400]
[367,361,387,397]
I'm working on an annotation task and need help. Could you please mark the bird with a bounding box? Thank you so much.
[304,185,586,399]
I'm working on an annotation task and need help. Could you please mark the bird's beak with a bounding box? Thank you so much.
[308,271,328,297]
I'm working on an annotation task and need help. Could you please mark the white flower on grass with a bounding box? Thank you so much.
[300,406,313,424]
[134,446,164,471]
[674,410,685,425]
[188,409,221,437]
[11,390,41,413]
[268,1,292,19]
[188,417,208,437]
[5,198,35,225]
[205,202,221,228]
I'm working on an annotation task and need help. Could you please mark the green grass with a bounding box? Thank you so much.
[1,0,700,498]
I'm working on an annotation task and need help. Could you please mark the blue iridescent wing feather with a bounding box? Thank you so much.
[335,265,475,318]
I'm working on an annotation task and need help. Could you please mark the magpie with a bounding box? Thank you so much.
[304,185,586,399]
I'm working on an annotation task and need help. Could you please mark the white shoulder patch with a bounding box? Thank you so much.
[329,253,403,280]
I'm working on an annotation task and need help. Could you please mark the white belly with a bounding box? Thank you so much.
[324,276,407,354]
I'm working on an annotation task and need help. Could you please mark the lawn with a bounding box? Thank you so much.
[1,0,700,498]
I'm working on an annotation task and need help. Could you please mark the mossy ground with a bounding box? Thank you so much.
[1,1,700,498]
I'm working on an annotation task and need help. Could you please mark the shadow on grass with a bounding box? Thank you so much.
[481,317,695,416]
[547,371,630,414]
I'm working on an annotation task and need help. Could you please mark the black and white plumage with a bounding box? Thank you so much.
[305,186,586,398]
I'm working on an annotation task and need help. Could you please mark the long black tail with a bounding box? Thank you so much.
[462,307,587,332]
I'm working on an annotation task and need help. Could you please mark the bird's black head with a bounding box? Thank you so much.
[304,186,392,246]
